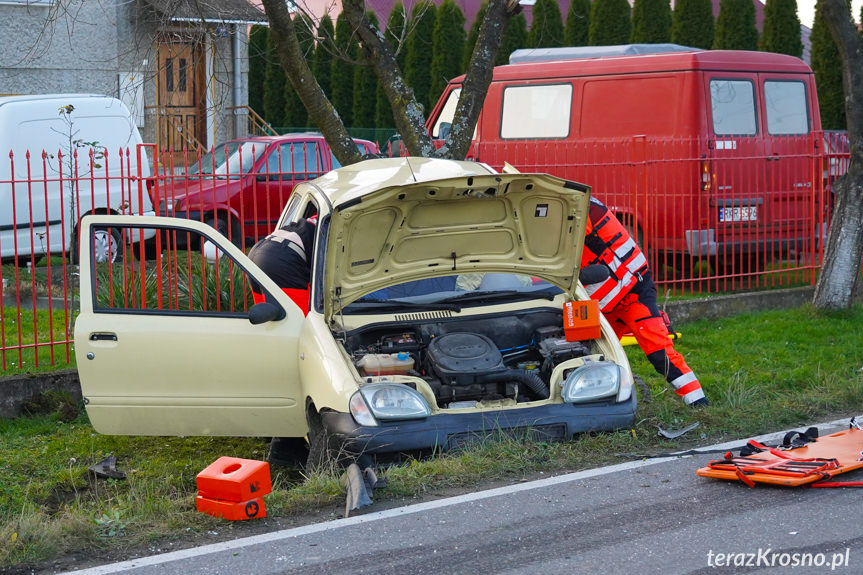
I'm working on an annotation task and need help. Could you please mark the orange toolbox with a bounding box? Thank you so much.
[563,300,601,341]
[196,495,266,520]
[196,457,272,502]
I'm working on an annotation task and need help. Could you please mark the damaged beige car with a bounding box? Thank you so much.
[74,158,636,468]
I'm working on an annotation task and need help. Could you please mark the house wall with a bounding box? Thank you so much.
[0,1,124,95]
[0,0,249,156]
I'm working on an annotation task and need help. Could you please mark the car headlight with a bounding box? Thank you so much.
[560,362,621,403]
[349,383,431,426]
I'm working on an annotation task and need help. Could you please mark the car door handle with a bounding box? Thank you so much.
[89,332,118,342]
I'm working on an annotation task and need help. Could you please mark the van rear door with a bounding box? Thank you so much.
[759,76,818,261]
[706,75,766,270]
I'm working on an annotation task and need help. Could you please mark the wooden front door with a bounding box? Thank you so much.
[157,41,206,166]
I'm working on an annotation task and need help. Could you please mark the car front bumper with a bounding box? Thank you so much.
[321,394,638,455]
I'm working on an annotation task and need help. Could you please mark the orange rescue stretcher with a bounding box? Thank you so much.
[697,421,863,487]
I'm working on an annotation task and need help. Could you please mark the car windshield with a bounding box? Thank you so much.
[345,273,564,313]
[186,141,267,179]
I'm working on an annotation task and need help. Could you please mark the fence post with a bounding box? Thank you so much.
[632,135,649,268]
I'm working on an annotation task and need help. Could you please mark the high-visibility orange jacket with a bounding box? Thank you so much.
[581,198,649,313]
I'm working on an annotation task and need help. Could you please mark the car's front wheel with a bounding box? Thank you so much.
[204,215,243,248]
[305,406,340,472]
[267,437,308,468]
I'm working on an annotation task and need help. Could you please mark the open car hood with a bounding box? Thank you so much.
[324,163,591,318]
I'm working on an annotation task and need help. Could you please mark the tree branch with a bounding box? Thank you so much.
[342,0,436,156]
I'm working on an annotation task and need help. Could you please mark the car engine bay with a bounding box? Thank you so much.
[345,310,604,408]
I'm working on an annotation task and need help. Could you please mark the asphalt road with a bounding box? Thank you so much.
[66,422,863,575]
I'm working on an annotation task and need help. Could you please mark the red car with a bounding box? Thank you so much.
[152,133,378,246]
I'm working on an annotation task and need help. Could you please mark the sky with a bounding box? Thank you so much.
[798,0,863,28]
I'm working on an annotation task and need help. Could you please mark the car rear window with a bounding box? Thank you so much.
[764,80,810,135]
[710,79,757,136]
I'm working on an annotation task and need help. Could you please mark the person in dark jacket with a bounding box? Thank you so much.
[248,218,315,314]
[581,197,708,407]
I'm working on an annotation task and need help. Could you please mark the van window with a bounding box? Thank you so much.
[764,81,809,135]
[431,89,478,141]
[433,89,460,138]
[710,79,757,136]
[580,77,679,138]
[501,84,572,139]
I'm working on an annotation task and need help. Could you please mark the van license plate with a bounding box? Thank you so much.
[719,206,757,222]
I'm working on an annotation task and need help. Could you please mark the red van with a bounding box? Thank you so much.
[427,45,826,277]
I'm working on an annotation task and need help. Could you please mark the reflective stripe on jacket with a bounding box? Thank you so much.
[581,197,649,312]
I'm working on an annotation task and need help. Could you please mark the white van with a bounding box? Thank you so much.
[0,94,156,263]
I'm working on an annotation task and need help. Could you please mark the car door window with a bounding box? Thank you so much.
[294,142,322,179]
[265,142,322,181]
[87,223,263,316]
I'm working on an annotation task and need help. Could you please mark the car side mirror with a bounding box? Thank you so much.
[579,264,610,285]
[255,174,267,182]
[248,301,286,325]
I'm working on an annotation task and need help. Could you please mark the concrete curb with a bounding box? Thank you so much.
[1,369,82,419]
[661,285,816,324]
[0,285,824,420]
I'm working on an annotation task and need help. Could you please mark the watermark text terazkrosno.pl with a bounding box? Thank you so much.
[707,548,850,570]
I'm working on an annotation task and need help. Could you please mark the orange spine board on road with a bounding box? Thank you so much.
[697,428,863,487]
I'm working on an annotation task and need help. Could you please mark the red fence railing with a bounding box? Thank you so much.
[0,134,850,370]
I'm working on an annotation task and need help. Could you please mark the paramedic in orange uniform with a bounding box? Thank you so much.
[581,197,709,407]
[248,218,315,315]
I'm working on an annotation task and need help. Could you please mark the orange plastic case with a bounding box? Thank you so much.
[563,300,601,342]
[196,457,272,502]
[697,428,863,487]
[196,495,266,520]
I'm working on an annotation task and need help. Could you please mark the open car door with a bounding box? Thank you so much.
[74,215,306,438]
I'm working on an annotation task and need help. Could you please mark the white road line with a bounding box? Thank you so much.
[63,416,857,575]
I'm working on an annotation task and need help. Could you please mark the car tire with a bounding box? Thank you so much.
[268,437,308,468]
[305,407,338,472]
[71,226,125,264]
[204,215,242,249]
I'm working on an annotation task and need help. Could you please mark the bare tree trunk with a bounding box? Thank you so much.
[343,0,516,159]
[261,0,363,166]
[813,0,863,310]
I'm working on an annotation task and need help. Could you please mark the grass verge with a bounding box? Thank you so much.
[2,303,863,569]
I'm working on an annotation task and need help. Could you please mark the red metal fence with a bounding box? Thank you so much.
[0,134,850,370]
